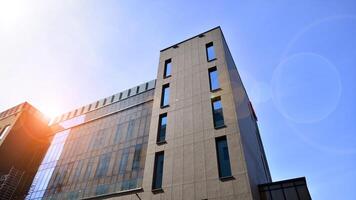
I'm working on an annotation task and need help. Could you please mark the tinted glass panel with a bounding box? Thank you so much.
[152,152,164,189]
[95,153,111,178]
[209,67,220,91]
[206,42,216,61]
[212,98,225,128]
[132,144,142,170]
[215,136,232,178]
[161,84,170,107]
[157,113,167,143]
[164,59,172,78]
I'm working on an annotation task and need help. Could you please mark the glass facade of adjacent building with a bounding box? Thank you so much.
[26,84,155,200]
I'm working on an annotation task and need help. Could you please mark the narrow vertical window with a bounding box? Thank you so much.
[152,151,164,190]
[211,97,225,128]
[132,144,142,170]
[161,84,170,107]
[206,42,216,61]
[111,95,115,103]
[157,113,167,144]
[215,136,232,178]
[103,98,107,106]
[164,59,172,78]
[208,67,220,91]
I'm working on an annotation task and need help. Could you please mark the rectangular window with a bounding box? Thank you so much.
[95,153,111,178]
[206,42,216,61]
[103,98,107,106]
[211,97,225,128]
[157,113,167,143]
[132,144,142,170]
[152,151,164,190]
[215,136,232,178]
[164,59,172,78]
[161,84,170,107]
[208,67,220,91]
[119,148,129,174]
[111,95,115,103]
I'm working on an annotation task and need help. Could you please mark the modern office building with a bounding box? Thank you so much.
[22,27,311,200]
[0,102,51,200]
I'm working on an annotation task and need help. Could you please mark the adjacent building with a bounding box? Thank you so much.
[3,27,311,200]
[0,103,51,200]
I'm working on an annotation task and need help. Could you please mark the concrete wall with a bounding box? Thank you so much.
[136,27,258,200]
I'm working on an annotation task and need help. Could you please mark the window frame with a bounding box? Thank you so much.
[163,59,172,78]
[157,113,167,144]
[208,66,220,92]
[211,97,226,129]
[160,84,170,108]
[215,136,233,180]
[206,42,216,62]
[152,151,165,191]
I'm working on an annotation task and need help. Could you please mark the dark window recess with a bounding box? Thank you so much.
[80,106,85,114]
[128,89,131,96]
[136,86,140,93]
[119,148,129,174]
[145,82,149,90]
[211,97,225,128]
[114,124,122,144]
[208,67,220,91]
[119,93,123,100]
[161,84,170,107]
[73,109,78,116]
[126,120,135,140]
[95,101,99,109]
[157,113,167,143]
[215,136,232,178]
[164,59,172,78]
[111,95,115,103]
[88,104,92,112]
[95,153,111,178]
[103,98,107,106]
[206,42,216,61]
[152,151,164,190]
[132,144,142,170]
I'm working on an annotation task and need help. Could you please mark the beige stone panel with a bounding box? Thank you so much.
[194,180,207,200]
[182,143,194,184]
[193,141,206,181]
[182,183,195,200]
[172,184,183,200]
[163,148,173,187]
[182,106,193,135]
[172,146,183,185]
[204,138,218,180]
[206,179,220,199]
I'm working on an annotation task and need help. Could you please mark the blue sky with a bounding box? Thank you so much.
[0,0,355,199]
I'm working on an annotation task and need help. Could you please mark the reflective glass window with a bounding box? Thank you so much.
[161,84,170,107]
[164,59,172,78]
[206,42,216,61]
[209,67,220,91]
[152,151,164,190]
[157,113,167,143]
[212,97,225,128]
[215,136,232,178]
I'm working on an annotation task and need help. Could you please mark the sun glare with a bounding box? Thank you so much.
[0,1,27,30]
